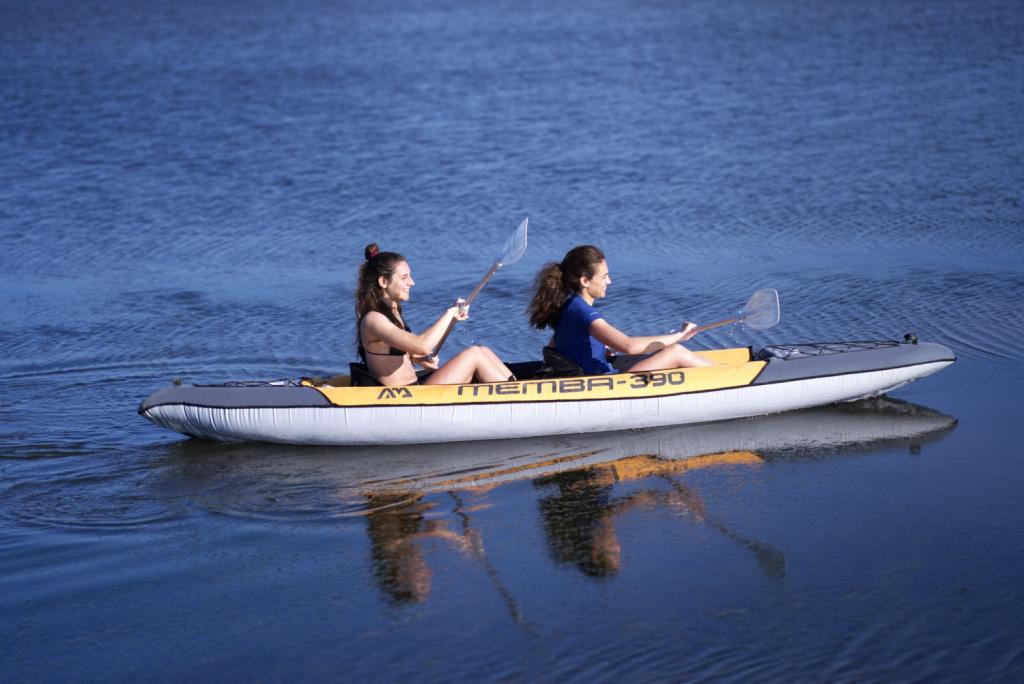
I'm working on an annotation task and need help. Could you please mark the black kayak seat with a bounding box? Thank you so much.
[542,347,585,377]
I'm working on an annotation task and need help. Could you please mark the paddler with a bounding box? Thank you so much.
[527,245,714,374]
[356,244,515,385]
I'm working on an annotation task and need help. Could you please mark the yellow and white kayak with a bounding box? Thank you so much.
[138,339,955,445]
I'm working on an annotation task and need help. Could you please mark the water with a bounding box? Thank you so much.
[2,0,1023,680]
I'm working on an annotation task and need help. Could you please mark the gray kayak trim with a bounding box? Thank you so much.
[138,340,955,414]
[750,341,955,386]
[138,384,332,414]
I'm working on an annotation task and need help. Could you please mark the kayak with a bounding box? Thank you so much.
[138,338,955,446]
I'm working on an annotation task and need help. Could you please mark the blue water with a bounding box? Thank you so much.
[2,0,1023,680]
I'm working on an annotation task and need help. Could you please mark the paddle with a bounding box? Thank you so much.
[449,492,525,624]
[692,288,780,334]
[430,217,529,359]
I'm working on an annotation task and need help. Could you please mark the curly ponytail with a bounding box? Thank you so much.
[527,245,605,329]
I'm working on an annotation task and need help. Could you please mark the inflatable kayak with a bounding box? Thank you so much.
[138,338,955,446]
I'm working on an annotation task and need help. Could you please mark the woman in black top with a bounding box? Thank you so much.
[356,244,514,386]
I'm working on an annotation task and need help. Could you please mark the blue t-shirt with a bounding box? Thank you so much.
[554,295,613,375]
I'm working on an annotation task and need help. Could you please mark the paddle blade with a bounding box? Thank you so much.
[740,288,780,330]
[495,217,528,267]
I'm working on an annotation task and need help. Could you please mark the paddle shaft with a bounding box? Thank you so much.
[693,317,738,334]
[432,262,500,358]
[464,263,500,307]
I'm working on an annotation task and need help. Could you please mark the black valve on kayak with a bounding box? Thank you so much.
[904,333,918,345]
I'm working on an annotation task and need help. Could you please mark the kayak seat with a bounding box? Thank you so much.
[541,347,585,378]
[507,360,545,380]
[349,362,383,387]
[610,353,649,371]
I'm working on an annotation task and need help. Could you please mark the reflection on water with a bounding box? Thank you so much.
[357,452,787,615]
[365,493,450,605]
[536,468,622,578]
[361,490,526,622]
[534,453,785,580]
[136,398,956,610]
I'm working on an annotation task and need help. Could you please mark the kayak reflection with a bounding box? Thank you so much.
[363,492,477,605]
[365,396,957,493]
[533,451,784,580]
[360,397,955,603]
[157,397,956,607]
[361,489,525,618]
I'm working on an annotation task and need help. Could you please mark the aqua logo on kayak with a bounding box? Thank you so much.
[377,387,414,400]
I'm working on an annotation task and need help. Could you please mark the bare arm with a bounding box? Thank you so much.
[362,305,467,357]
[589,319,698,355]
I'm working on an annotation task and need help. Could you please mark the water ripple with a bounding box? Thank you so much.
[2,457,187,531]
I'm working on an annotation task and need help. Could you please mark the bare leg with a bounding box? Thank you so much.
[425,346,514,384]
[627,344,714,372]
[480,347,514,379]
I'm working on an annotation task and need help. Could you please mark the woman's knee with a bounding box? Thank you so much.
[675,345,713,368]
[468,345,501,362]
[651,344,695,369]
[451,346,487,368]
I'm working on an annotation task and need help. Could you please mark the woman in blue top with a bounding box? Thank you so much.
[527,245,714,373]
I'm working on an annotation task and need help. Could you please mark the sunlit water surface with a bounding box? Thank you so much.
[2,0,1023,681]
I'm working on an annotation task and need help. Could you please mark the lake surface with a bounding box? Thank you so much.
[2,0,1023,680]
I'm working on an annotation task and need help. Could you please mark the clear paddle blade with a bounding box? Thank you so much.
[740,288,780,330]
[496,217,528,267]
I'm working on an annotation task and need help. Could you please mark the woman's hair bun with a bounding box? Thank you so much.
[364,243,380,260]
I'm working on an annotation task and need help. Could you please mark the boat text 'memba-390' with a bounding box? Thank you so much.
[138,338,955,446]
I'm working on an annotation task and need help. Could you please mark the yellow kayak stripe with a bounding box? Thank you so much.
[693,348,751,365]
[311,358,766,407]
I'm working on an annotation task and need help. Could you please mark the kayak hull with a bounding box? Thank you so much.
[139,340,955,446]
